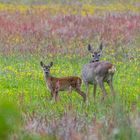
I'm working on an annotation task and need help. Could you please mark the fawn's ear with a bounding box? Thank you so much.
[99,42,103,52]
[87,44,94,53]
[40,61,44,67]
[49,62,53,67]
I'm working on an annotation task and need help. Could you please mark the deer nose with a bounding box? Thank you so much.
[95,59,99,62]
[45,70,49,73]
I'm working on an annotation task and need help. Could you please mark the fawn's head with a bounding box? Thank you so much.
[40,61,53,75]
[88,43,103,62]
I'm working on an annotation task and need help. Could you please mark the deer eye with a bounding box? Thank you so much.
[98,54,101,56]
[92,55,94,57]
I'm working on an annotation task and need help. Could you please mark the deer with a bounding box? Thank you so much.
[82,43,116,100]
[40,61,86,102]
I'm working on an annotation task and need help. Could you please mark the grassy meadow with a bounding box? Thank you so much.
[0,1,140,139]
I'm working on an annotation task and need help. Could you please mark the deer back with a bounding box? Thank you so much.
[82,61,115,84]
[47,76,82,91]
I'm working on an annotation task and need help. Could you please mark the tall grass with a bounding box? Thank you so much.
[0,2,140,139]
[0,0,140,5]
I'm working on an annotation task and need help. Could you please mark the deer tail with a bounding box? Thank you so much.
[108,65,116,74]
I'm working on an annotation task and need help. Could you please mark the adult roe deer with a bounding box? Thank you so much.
[82,43,116,100]
[40,61,86,102]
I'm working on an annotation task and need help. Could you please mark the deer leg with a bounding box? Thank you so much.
[68,86,72,94]
[98,80,107,100]
[93,84,97,101]
[107,79,115,97]
[75,88,86,102]
[85,82,89,98]
[52,91,56,101]
[55,91,59,102]
[50,91,54,100]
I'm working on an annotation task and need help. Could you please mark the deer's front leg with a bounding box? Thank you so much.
[50,91,54,100]
[55,91,59,102]
[51,90,56,101]
[85,82,89,98]
[68,86,72,94]
[93,84,97,101]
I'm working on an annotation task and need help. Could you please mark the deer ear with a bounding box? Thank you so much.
[99,43,103,52]
[40,61,44,67]
[87,44,94,53]
[49,62,53,67]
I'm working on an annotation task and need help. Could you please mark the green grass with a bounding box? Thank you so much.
[0,0,140,138]
[0,52,140,139]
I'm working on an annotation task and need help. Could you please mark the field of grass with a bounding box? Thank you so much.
[0,2,140,140]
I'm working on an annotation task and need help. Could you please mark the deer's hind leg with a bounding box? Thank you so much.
[107,76,115,97]
[93,84,97,101]
[75,87,86,102]
[96,77,107,100]
[74,82,86,102]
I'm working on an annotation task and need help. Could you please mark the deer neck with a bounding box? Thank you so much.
[44,72,54,90]
[44,72,52,81]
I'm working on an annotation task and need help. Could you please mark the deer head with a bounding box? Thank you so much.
[40,61,53,75]
[88,43,103,62]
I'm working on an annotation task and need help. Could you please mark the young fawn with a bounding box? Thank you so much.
[40,61,86,102]
[82,43,116,100]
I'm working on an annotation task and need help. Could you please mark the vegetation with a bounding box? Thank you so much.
[0,1,140,139]
[0,0,140,5]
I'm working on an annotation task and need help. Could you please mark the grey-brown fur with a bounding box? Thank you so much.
[82,43,116,100]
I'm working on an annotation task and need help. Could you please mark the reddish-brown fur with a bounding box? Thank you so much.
[46,76,86,102]
[47,76,82,91]
[40,62,86,102]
